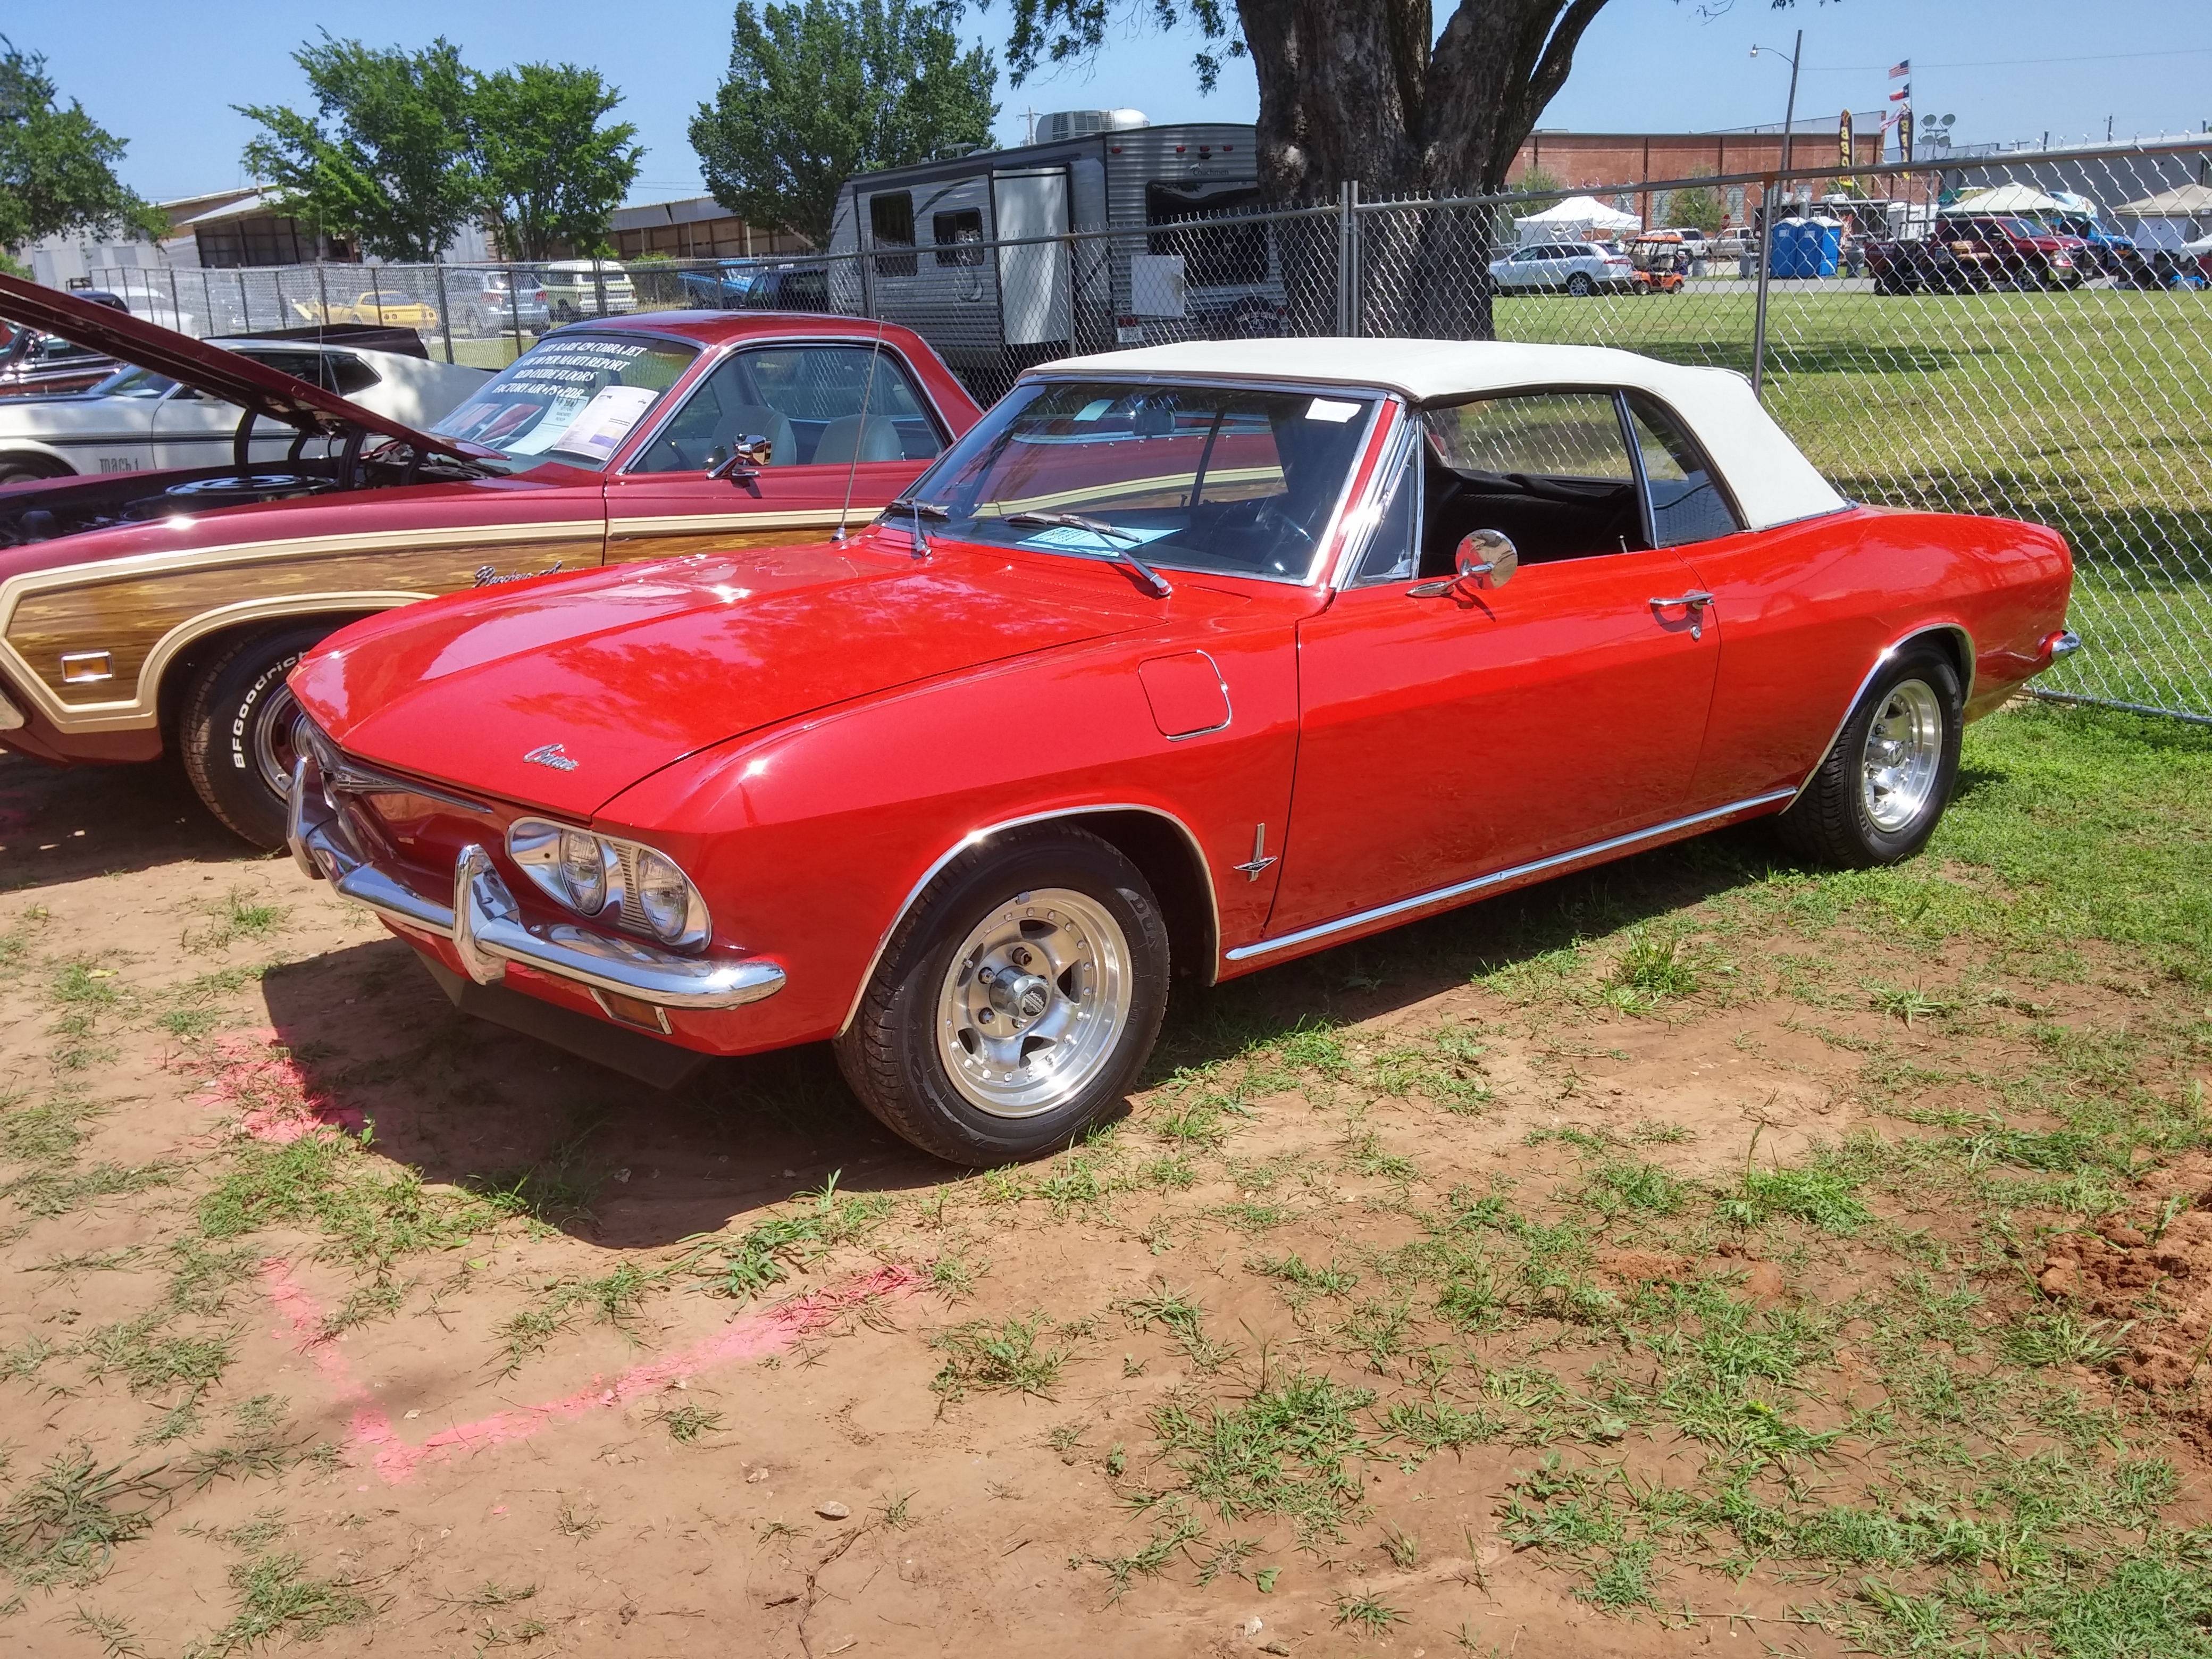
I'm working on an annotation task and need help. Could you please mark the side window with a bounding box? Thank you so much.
[323,355,380,397]
[1420,391,1641,566]
[1348,432,1419,585]
[1627,393,1742,548]
[632,345,944,473]
[869,192,917,278]
[933,209,984,266]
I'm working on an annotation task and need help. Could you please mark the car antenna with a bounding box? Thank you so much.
[832,315,889,545]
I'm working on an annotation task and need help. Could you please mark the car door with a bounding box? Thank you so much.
[1266,390,1721,939]
[603,340,951,561]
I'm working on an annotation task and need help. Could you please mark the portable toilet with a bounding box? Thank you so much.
[1771,217,1805,278]
[1806,216,1844,277]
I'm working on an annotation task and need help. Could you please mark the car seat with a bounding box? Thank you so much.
[811,414,906,466]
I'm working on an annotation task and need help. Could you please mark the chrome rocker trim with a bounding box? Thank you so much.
[1225,787,1799,963]
[288,759,784,1012]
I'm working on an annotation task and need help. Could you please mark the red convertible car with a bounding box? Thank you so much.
[284,340,2076,1164]
[0,274,979,847]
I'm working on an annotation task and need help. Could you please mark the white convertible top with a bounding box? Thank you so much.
[1039,338,1847,533]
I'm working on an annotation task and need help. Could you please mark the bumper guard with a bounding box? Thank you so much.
[286,758,785,1012]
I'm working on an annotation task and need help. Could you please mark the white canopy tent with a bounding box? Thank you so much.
[2115,182,2212,217]
[1516,194,1642,246]
[1943,183,2068,215]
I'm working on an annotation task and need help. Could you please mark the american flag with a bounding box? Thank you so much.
[1889,58,1911,79]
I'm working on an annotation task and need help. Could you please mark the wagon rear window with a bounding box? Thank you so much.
[432,334,696,471]
[900,380,1377,582]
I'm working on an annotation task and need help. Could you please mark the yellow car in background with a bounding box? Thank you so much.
[292,291,441,329]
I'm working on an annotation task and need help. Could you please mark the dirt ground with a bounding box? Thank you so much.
[2,723,2208,1659]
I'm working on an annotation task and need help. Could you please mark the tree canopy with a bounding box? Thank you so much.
[0,35,165,256]
[690,0,999,248]
[240,35,641,263]
[471,64,642,261]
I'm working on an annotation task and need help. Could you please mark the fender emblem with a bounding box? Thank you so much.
[475,560,564,586]
[523,743,579,772]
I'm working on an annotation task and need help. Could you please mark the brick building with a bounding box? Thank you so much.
[1509,116,1891,229]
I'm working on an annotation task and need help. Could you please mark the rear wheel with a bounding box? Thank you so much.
[835,827,1170,1166]
[1775,645,1963,868]
[0,453,69,487]
[179,623,339,850]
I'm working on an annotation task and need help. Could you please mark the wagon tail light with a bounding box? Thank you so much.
[507,818,712,951]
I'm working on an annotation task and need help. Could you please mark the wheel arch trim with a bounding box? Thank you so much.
[1788,622,1975,807]
[836,802,1221,1037]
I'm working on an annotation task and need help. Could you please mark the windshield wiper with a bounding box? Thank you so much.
[884,496,946,557]
[1002,511,1172,597]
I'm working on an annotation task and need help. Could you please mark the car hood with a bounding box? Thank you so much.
[291,537,1173,817]
[0,272,485,463]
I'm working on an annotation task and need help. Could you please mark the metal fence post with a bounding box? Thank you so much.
[859,224,877,319]
[433,263,454,363]
[1750,175,1776,400]
[592,261,609,318]
[166,266,182,333]
[507,267,522,359]
[238,270,251,333]
[315,262,329,328]
[1336,181,1357,337]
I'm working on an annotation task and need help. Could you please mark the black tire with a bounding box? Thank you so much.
[1774,644,1963,868]
[179,623,338,850]
[1566,272,1594,297]
[0,453,69,487]
[834,826,1170,1166]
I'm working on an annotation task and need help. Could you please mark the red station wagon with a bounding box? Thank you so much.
[284,340,2077,1165]
[0,277,982,847]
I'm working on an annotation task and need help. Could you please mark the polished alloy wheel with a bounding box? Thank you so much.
[252,684,313,802]
[935,887,1130,1118]
[1859,677,1944,833]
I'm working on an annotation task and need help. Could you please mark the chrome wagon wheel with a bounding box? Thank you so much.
[1859,678,1945,833]
[934,887,1131,1119]
[251,682,315,803]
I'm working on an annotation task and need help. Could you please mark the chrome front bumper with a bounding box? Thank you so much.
[286,758,785,1012]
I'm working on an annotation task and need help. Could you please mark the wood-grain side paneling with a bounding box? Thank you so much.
[10,537,598,704]
[605,522,844,563]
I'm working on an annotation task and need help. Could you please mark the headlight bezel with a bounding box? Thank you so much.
[507,818,711,953]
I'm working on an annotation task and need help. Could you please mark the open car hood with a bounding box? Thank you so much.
[0,272,488,463]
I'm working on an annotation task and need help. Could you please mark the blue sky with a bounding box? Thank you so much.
[20,0,2210,206]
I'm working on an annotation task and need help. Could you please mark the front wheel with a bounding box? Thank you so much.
[1566,273,1594,297]
[179,623,339,849]
[835,826,1170,1166]
[1774,646,1963,868]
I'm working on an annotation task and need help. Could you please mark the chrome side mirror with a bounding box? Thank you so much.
[708,433,773,481]
[1456,529,1517,588]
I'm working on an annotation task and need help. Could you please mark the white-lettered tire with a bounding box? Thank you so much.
[179,623,337,850]
[1774,644,1963,868]
[834,826,1170,1166]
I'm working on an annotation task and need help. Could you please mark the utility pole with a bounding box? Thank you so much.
[1748,29,1804,400]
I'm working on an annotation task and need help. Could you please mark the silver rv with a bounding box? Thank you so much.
[826,111,1284,394]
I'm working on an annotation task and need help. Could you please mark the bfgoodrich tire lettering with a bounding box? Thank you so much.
[179,623,339,850]
[1774,644,1964,868]
[835,826,1170,1166]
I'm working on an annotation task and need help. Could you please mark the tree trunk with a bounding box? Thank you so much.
[1234,0,1614,339]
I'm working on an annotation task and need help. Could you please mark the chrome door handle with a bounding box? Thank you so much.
[1648,591,1714,640]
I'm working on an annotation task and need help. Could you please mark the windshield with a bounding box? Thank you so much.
[898,379,1378,583]
[431,334,696,471]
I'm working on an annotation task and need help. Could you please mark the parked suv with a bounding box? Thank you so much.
[540,260,637,322]
[1489,241,1637,296]
[449,270,550,336]
[1937,215,2087,289]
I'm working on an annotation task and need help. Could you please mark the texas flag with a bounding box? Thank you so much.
[1889,58,1911,78]
[1889,83,1911,102]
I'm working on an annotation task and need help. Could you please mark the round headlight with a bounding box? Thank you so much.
[633,847,694,942]
[559,829,607,914]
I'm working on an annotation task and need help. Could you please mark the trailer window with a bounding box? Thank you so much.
[869,192,917,277]
[1146,181,1268,288]
[933,209,984,266]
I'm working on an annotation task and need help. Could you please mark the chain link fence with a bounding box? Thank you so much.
[88,139,2211,723]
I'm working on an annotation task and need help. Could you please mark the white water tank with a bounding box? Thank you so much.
[1036,109,1149,143]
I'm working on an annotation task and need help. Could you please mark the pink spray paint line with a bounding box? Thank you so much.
[194,1033,364,1143]
[259,1257,920,1484]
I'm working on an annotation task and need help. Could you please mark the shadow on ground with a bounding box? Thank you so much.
[1,749,257,889]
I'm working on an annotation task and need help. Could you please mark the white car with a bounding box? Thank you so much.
[1490,241,1637,296]
[538,261,637,323]
[0,338,488,485]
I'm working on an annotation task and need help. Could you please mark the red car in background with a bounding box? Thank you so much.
[0,275,981,847]
[1936,214,2090,289]
[284,339,2077,1166]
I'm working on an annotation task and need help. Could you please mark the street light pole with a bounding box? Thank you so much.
[1748,28,1804,402]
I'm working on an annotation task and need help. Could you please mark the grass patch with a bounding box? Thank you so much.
[929,1314,1069,1403]
[681,1172,894,1300]
[184,1552,369,1655]
[1152,1371,1378,1540]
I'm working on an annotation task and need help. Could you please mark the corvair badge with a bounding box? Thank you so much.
[474,561,564,586]
[523,743,579,772]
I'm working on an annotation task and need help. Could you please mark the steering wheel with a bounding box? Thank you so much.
[1252,497,1317,554]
